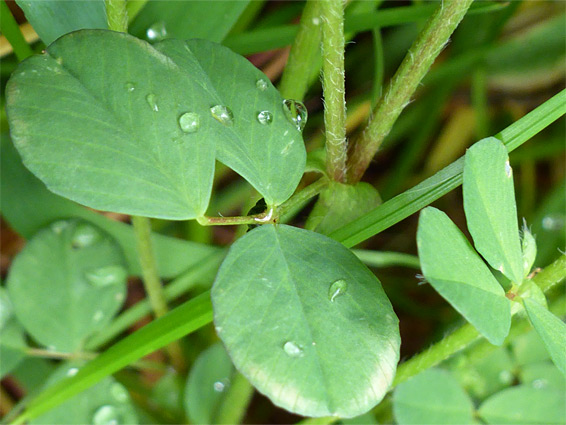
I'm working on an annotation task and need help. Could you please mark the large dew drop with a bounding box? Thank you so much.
[283,341,304,358]
[328,279,347,302]
[282,99,307,132]
[85,266,127,287]
[71,223,100,248]
[146,21,168,41]
[210,105,234,126]
[256,78,268,91]
[146,94,159,112]
[257,111,273,125]
[92,405,121,425]
[178,112,200,133]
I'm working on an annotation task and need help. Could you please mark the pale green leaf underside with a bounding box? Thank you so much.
[6,30,304,219]
[6,219,127,352]
[417,207,511,345]
[463,137,523,283]
[478,385,566,424]
[212,224,400,418]
[393,369,474,425]
[523,298,566,377]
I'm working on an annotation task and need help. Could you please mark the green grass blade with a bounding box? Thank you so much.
[12,292,213,424]
[0,1,34,61]
[329,90,566,247]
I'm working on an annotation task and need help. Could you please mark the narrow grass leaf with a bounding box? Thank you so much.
[464,137,523,283]
[13,292,213,424]
[478,385,566,424]
[393,369,474,425]
[212,224,400,418]
[523,298,566,377]
[7,219,127,352]
[417,207,511,345]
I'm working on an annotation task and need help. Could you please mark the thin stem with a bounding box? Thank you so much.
[392,255,566,387]
[321,0,347,183]
[197,207,276,226]
[105,0,128,33]
[371,28,384,108]
[471,66,489,138]
[279,0,321,101]
[0,0,34,61]
[131,216,168,318]
[346,0,474,183]
[277,178,329,220]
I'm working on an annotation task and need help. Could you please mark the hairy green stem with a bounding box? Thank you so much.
[346,0,474,183]
[279,0,321,101]
[0,0,34,61]
[321,0,348,182]
[105,0,128,33]
[393,255,566,387]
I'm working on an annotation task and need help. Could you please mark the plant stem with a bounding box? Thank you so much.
[371,28,384,107]
[277,177,329,220]
[279,0,321,101]
[25,348,97,361]
[131,216,168,318]
[197,208,276,226]
[346,0,474,183]
[104,0,128,33]
[321,0,347,183]
[392,254,566,387]
[0,0,34,61]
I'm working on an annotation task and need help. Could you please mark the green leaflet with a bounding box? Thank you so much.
[417,207,511,345]
[184,343,235,424]
[393,369,474,425]
[6,219,127,352]
[523,298,566,377]
[478,385,566,424]
[129,1,250,43]
[463,137,523,283]
[306,182,381,236]
[31,363,138,425]
[6,30,305,219]
[212,224,400,418]
[0,288,27,378]
[15,0,108,45]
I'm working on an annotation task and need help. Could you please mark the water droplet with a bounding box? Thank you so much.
[312,17,321,25]
[67,367,79,377]
[51,220,69,234]
[146,94,159,112]
[282,99,307,131]
[256,78,268,91]
[110,383,130,403]
[115,292,125,302]
[532,378,547,389]
[178,112,200,133]
[146,21,168,41]
[542,214,564,231]
[71,223,100,248]
[213,378,230,392]
[93,310,104,322]
[125,82,135,92]
[85,266,127,287]
[92,405,121,425]
[505,160,512,178]
[283,341,303,357]
[210,105,234,126]
[257,110,273,125]
[498,370,512,384]
[328,279,347,302]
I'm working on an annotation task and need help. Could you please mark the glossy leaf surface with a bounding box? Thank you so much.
[31,363,137,425]
[16,0,107,45]
[212,224,400,418]
[393,369,474,425]
[463,137,523,283]
[184,342,235,424]
[417,207,511,345]
[523,298,566,376]
[6,30,304,219]
[0,135,220,279]
[7,219,127,352]
[478,385,566,424]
